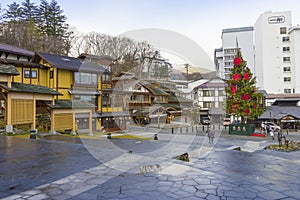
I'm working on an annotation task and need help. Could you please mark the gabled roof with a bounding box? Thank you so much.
[141,81,169,96]
[0,43,34,57]
[196,77,227,89]
[36,52,105,73]
[0,64,20,75]
[0,82,62,96]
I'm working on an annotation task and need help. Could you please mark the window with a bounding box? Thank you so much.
[203,102,214,108]
[283,57,290,62]
[224,62,232,67]
[280,27,287,34]
[283,67,291,72]
[284,89,291,93]
[218,89,225,96]
[74,72,97,86]
[24,70,37,78]
[224,68,232,73]
[102,94,111,107]
[224,55,235,61]
[283,47,290,52]
[284,77,291,82]
[24,70,30,78]
[155,96,164,102]
[102,74,111,82]
[203,90,214,97]
[282,36,290,42]
[50,71,53,79]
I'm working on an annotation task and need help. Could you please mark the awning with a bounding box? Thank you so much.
[149,114,167,118]
[75,113,98,118]
[98,112,130,118]
[68,89,101,95]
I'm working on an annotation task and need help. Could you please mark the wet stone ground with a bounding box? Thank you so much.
[0,130,300,200]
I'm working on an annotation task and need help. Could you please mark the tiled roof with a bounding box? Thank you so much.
[98,112,130,117]
[50,99,95,109]
[259,106,300,119]
[142,81,169,96]
[37,52,105,73]
[0,64,20,75]
[0,43,34,57]
[0,82,61,95]
[168,95,193,103]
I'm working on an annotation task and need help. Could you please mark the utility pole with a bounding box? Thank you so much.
[184,64,189,76]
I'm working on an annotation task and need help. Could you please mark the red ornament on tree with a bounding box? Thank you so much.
[234,57,242,65]
[242,94,250,100]
[232,74,241,81]
[244,72,249,81]
[231,85,237,94]
[232,103,239,111]
[253,105,257,109]
[243,108,250,115]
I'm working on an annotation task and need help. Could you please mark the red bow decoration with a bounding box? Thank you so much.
[234,57,242,65]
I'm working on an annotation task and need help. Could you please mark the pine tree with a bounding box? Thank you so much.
[3,2,22,22]
[20,0,38,23]
[47,0,68,36]
[225,49,264,123]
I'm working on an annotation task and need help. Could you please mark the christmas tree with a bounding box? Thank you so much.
[225,49,264,123]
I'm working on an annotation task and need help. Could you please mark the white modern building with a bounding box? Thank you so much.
[288,25,300,93]
[255,10,292,94]
[215,27,255,80]
[215,10,300,94]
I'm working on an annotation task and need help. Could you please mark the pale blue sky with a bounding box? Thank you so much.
[1,0,300,69]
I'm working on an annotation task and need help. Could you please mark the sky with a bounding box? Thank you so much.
[1,0,300,71]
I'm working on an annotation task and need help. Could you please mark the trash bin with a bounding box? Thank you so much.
[30,129,37,139]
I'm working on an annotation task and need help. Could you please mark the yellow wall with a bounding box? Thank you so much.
[11,99,33,125]
[102,107,123,112]
[58,69,73,89]
[13,66,49,86]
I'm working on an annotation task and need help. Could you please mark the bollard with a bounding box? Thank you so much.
[186,127,188,133]
[154,134,158,140]
[202,126,204,131]
[192,126,194,132]
[107,133,111,139]
[287,130,289,135]
[172,128,174,134]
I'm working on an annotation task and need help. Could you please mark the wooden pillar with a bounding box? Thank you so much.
[32,94,36,129]
[6,93,11,125]
[88,110,93,135]
[72,112,77,135]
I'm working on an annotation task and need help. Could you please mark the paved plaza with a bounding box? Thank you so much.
[0,128,300,200]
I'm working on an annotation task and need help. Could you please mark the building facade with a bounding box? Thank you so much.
[254,10,292,94]
[215,10,300,94]
[217,27,255,80]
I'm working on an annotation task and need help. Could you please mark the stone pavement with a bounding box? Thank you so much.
[0,129,300,200]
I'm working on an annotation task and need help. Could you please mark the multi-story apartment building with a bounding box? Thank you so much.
[215,10,300,94]
[215,27,255,80]
[288,25,300,93]
[255,10,292,94]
